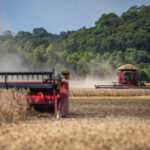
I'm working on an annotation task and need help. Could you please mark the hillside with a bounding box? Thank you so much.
[0,5,150,80]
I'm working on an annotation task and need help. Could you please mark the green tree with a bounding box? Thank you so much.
[33,28,49,37]
[95,13,120,28]
[15,31,32,39]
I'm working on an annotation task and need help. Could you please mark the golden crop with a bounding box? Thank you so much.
[0,89,150,150]
[0,89,28,124]
[70,88,150,97]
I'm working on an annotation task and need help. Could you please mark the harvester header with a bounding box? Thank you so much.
[0,69,70,118]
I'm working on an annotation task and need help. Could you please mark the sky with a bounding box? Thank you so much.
[0,0,150,35]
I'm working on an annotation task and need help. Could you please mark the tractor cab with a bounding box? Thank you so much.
[118,64,138,85]
[123,71,133,81]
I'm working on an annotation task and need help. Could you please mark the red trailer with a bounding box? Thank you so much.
[0,70,70,118]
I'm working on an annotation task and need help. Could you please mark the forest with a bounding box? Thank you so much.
[0,5,150,81]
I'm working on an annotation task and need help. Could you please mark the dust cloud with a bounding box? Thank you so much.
[70,76,117,88]
[0,51,118,87]
[0,52,29,72]
[69,63,117,88]
[0,52,31,81]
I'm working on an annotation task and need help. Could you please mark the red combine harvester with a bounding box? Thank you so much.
[95,64,150,89]
[0,70,70,118]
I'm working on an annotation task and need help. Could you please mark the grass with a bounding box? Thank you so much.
[0,89,150,150]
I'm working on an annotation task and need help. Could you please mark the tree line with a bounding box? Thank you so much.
[0,5,150,81]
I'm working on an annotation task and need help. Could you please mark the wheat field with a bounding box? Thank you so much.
[0,89,28,124]
[0,89,150,150]
[70,88,150,97]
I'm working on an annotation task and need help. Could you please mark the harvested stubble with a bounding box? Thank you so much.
[0,117,150,150]
[0,89,150,150]
[69,98,150,118]
[0,89,28,124]
[70,88,150,97]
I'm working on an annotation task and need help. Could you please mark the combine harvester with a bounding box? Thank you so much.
[0,70,70,118]
[95,64,150,89]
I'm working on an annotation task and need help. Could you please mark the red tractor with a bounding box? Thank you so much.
[95,64,150,89]
[0,70,70,118]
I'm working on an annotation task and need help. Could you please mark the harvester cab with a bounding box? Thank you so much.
[123,72,134,82]
[118,65,138,85]
[0,69,70,118]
